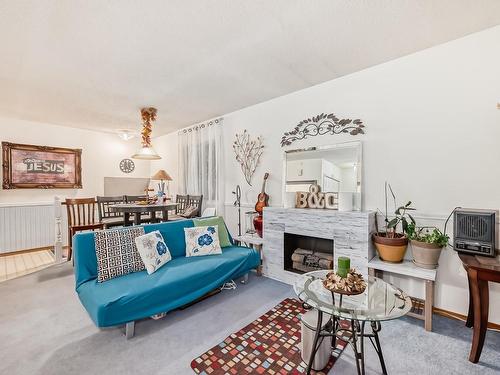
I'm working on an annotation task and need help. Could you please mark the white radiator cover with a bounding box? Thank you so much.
[0,202,67,254]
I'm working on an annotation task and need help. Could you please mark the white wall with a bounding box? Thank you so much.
[153,26,500,323]
[0,117,151,204]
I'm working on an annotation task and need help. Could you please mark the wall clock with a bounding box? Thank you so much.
[119,158,135,173]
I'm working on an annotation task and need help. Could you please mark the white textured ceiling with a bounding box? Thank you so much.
[1,1,499,136]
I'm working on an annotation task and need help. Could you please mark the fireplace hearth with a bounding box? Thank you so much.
[284,232,334,274]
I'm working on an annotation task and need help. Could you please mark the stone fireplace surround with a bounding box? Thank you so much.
[262,207,376,285]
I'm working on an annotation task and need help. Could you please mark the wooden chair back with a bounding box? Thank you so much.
[187,195,203,217]
[96,196,124,221]
[175,194,189,214]
[65,198,99,227]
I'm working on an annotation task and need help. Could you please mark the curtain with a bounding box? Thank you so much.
[178,118,224,215]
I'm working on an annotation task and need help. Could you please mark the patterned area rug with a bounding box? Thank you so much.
[191,298,347,375]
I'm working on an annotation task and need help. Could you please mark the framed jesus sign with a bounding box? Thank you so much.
[2,142,82,189]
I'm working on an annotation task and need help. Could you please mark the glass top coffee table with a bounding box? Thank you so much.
[294,270,412,375]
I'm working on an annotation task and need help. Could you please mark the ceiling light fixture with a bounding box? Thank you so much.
[131,107,161,160]
[117,129,137,141]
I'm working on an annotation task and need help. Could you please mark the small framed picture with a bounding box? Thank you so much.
[2,142,82,189]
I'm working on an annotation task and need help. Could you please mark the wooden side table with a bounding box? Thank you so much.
[233,234,264,276]
[459,253,500,363]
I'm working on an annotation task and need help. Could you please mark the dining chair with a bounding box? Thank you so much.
[96,196,125,229]
[175,194,189,215]
[172,194,204,219]
[187,195,204,217]
[64,198,104,262]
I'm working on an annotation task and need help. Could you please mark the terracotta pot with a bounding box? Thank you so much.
[372,233,408,263]
[410,240,443,269]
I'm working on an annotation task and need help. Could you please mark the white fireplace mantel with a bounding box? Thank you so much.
[262,207,376,285]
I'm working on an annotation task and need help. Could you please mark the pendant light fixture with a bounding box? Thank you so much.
[131,107,161,160]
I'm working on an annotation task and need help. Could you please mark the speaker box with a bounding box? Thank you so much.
[454,208,497,257]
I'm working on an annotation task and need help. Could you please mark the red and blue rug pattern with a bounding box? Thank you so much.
[191,298,346,374]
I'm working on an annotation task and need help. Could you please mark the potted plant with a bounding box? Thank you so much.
[372,182,416,263]
[407,223,449,269]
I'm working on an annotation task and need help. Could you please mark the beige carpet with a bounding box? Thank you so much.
[0,263,499,374]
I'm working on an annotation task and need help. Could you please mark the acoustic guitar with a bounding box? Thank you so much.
[255,173,269,215]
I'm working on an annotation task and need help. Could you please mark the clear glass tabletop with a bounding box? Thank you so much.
[293,270,412,322]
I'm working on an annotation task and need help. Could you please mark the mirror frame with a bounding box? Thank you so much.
[281,141,363,210]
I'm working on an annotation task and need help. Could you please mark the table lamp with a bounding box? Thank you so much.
[151,169,173,198]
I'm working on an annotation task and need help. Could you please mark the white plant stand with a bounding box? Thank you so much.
[233,233,263,276]
[368,255,437,331]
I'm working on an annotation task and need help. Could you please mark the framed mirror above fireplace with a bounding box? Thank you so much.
[283,141,362,210]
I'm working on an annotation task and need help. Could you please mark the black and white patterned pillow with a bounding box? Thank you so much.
[94,227,146,282]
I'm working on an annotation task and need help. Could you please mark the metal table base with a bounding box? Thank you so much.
[304,297,388,375]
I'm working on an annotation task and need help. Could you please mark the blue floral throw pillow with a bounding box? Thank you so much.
[184,225,222,257]
[134,230,172,274]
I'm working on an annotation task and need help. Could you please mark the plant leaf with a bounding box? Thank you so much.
[387,218,398,228]
[408,213,416,224]
[401,217,408,233]
[388,184,396,200]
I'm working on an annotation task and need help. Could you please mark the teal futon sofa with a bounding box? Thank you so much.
[73,219,260,338]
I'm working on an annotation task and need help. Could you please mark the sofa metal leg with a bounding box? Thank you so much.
[125,321,135,339]
[241,273,249,284]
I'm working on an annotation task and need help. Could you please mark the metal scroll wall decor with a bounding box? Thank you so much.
[233,130,264,186]
[280,112,365,147]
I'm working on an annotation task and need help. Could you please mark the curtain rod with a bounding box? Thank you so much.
[179,117,223,134]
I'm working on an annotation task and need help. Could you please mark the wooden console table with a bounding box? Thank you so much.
[459,253,500,363]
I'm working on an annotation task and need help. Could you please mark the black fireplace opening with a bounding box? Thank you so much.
[283,232,334,274]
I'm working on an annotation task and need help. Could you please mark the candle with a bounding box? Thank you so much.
[337,256,350,278]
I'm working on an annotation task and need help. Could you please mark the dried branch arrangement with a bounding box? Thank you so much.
[323,269,367,294]
[232,130,264,186]
[140,107,157,147]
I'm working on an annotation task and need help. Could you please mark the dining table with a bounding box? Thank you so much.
[109,202,179,226]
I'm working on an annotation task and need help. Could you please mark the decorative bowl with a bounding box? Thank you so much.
[322,270,367,295]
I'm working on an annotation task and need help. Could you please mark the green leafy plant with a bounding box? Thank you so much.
[407,222,449,247]
[376,182,416,238]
